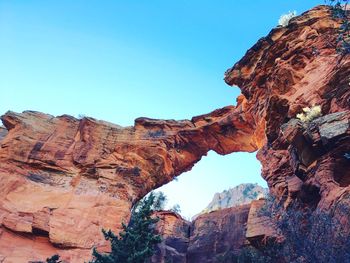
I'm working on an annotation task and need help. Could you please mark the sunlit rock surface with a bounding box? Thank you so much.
[0,5,349,262]
[0,107,257,262]
[197,183,267,216]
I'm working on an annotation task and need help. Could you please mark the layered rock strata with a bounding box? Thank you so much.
[0,5,349,262]
[151,211,190,263]
[0,108,258,262]
[187,204,251,263]
[152,204,251,263]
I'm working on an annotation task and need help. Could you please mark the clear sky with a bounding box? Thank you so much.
[0,0,321,218]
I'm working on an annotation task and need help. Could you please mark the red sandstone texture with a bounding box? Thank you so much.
[151,211,190,263]
[0,108,257,262]
[224,5,350,242]
[187,204,251,263]
[0,5,349,262]
[151,205,250,263]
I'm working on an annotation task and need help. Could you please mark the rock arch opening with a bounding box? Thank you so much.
[156,150,266,219]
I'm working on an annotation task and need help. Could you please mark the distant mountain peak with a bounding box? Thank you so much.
[198,183,267,216]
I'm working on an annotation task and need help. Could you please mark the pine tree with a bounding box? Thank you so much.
[91,192,162,263]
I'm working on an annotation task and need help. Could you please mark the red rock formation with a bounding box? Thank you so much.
[187,205,251,263]
[224,5,350,242]
[151,211,190,263]
[0,107,257,262]
[245,200,277,245]
[151,205,251,263]
[0,126,7,142]
[0,4,349,262]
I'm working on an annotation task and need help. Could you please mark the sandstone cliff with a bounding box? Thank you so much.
[223,4,350,241]
[151,205,250,263]
[0,105,257,262]
[0,5,349,262]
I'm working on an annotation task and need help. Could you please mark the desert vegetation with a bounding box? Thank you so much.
[89,192,164,263]
[327,0,350,54]
[218,196,350,263]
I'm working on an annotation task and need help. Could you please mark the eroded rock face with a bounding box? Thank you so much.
[0,107,258,262]
[0,4,349,262]
[0,126,7,141]
[224,5,350,227]
[151,211,190,263]
[245,200,278,245]
[152,205,251,263]
[187,205,251,263]
[198,183,267,216]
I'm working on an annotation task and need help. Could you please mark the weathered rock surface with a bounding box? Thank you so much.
[0,126,7,142]
[198,183,267,215]
[0,108,258,262]
[152,205,251,263]
[245,200,278,246]
[224,5,350,229]
[151,211,190,263]
[0,4,349,262]
[187,204,251,263]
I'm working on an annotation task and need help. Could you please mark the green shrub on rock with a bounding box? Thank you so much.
[90,193,162,263]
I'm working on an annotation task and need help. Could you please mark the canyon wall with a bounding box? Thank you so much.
[0,5,349,262]
[151,205,251,263]
[224,5,350,213]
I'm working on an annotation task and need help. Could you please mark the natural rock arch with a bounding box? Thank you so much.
[0,5,349,262]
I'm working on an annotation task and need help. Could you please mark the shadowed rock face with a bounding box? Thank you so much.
[0,5,349,262]
[151,211,191,263]
[187,205,251,263]
[0,126,7,142]
[151,205,251,263]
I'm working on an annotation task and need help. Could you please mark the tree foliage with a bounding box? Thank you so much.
[151,191,167,211]
[233,196,350,263]
[90,192,162,263]
[326,0,350,54]
[170,204,181,214]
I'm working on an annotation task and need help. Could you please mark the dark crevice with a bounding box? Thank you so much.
[32,227,49,237]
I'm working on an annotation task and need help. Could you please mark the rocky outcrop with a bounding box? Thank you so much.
[0,4,349,262]
[0,108,258,262]
[152,211,190,263]
[245,200,278,246]
[152,205,251,263]
[198,183,267,215]
[0,126,7,142]
[187,204,251,263]
[225,5,350,213]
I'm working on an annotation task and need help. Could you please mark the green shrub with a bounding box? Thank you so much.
[90,192,162,263]
[327,0,350,54]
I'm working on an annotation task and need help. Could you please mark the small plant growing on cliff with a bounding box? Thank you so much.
[170,203,181,214]
[296,105,322,122]
[326,0,350,54]
[278,11,297,27]
[90,192,162,263]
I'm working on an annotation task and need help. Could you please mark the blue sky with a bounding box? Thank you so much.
[0,0,321,218]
